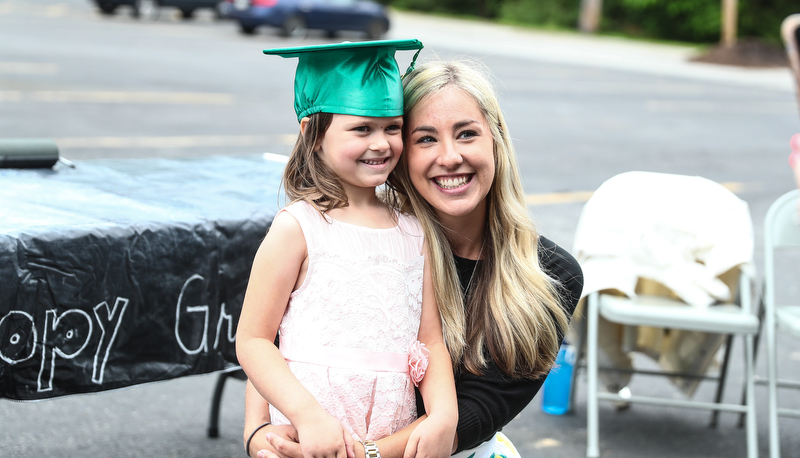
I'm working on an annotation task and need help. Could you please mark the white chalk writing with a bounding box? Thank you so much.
[175,274,209,355]
[38,309,93,392]
[213,302,235,350]
[0,311,38,364]
[91,298,130,384]
[1,272,237,394]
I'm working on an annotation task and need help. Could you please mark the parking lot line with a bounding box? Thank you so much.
[53,134,296,148]
[525,182,743,205]
[0,90,234,104]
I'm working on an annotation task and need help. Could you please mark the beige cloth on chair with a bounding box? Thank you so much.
[572,171,755,396]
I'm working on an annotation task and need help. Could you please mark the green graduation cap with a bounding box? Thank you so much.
[264,39,423,122]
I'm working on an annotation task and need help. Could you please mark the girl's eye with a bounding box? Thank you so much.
[353,126,371,133]
[386,124,402,133]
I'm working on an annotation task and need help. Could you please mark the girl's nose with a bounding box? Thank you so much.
[370,133,391,152]
[437,140,463,168]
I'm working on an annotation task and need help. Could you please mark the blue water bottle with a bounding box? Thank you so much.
[541,340,575,415]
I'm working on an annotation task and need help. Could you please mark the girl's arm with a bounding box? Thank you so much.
[402,244,459,458]
[237,211,352,458]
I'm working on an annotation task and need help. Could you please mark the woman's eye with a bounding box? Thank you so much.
[415,135,435,144]
[458,130,478,139]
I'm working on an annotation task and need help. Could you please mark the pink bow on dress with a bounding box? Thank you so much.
[408,341,430,387]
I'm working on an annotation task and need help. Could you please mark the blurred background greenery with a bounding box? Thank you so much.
[382,0,797,44]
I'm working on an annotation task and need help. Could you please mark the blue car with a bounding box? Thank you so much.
[94,0,225,19]
[223,0,390,39]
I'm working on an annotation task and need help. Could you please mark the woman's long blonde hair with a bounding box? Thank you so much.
[387,60,569,378]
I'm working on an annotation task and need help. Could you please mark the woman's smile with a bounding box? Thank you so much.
[433,174,473,191]
[405,86,495,221]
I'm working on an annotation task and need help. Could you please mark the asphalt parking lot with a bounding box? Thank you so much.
[2,1,800,457]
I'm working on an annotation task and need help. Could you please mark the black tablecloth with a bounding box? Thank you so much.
[0,154,285,400]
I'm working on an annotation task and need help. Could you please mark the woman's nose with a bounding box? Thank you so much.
[437,140,463,168]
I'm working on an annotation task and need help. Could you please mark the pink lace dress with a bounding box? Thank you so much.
[269,201,426,441]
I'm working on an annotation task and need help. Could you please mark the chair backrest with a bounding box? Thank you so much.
[574,171,754,307]
[765,189,800,251]
[764,190,800,308]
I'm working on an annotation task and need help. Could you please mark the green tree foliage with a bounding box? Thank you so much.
[389,0,502,18]
[498,0,579,27]
[386,0,800,44]
[603,0,798,43]
[739,0,799,43]
[603,0,721,42]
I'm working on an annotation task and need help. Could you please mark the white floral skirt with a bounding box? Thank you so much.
[451,432,521,458]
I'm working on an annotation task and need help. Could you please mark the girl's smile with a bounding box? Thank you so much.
[360,156,391,167]
[313,114,403,197]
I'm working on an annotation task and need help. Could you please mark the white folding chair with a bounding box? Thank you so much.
[762,189,800,458]
[574,172,760,458]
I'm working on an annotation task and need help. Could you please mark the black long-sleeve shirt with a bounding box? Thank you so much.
[417,236,583,452]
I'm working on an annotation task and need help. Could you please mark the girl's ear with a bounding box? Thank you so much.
[299,117,321,153]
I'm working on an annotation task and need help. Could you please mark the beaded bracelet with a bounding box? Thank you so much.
[245,421,272,458]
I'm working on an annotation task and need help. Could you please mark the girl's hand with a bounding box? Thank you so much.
[401,415,456,458]
[296,411,353,458]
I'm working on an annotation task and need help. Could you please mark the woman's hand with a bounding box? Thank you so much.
[296,412,346,458]
[257,424,356,458]
[401,414,457,458]
[252,424,301,458]
[293,410,356,458]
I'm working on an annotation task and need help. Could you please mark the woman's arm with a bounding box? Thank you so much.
[538,236,584,318]
[247,386,426,458]
[248,337,547,456]
[452,363,544,451]
[245,380,305,458]
[244,379,273,456]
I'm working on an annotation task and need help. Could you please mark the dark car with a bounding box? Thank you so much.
[93,0,226,20]
[224,0,390,39]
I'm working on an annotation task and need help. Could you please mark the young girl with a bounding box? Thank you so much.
[236,40,457,458]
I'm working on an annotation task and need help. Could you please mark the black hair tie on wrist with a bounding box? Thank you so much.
[245,421,272,457]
